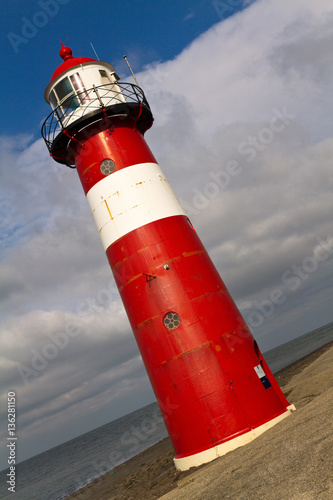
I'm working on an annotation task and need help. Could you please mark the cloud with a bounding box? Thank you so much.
[1,0,333,467]
[184,10,195,21]
[268,10,333,84]
[143,0,333,141]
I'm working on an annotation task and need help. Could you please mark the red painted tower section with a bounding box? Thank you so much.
[42,46,295,470]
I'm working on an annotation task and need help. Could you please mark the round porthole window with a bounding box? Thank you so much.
[164,312,181,330]
[100,158,115,175]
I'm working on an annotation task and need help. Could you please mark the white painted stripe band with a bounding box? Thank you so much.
[86,162,186,250]
[173,406,296,471]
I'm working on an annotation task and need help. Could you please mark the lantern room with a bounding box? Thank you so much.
[44,45,124,128]
[42,45,153,166]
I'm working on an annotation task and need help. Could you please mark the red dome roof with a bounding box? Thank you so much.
[49,45,96,82]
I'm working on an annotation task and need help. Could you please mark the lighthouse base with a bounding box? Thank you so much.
[173,404,296,471]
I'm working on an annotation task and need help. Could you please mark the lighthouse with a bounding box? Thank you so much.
[42,45,295,471]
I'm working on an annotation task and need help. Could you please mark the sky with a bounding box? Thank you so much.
[1,0,333,469]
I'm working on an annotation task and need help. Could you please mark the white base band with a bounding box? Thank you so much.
[174,405,296,471]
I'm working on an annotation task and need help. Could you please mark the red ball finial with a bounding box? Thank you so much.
[59,42,73,61]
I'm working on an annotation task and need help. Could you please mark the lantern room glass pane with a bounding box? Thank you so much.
[49,90,57,109]
[54,77,79,110]
[54,77,72,101]
[70,73,90,104]
[99,69,111,86]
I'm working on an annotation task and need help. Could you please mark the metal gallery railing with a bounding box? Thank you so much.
[41,82,151,153]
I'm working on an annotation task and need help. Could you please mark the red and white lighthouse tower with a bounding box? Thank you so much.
[42,45,295,470]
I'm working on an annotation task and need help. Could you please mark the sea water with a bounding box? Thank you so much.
[1,322,332,500]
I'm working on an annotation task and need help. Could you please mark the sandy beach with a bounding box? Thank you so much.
[66,341,333,500]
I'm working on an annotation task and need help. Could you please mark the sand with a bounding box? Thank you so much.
[65,341,333,500]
